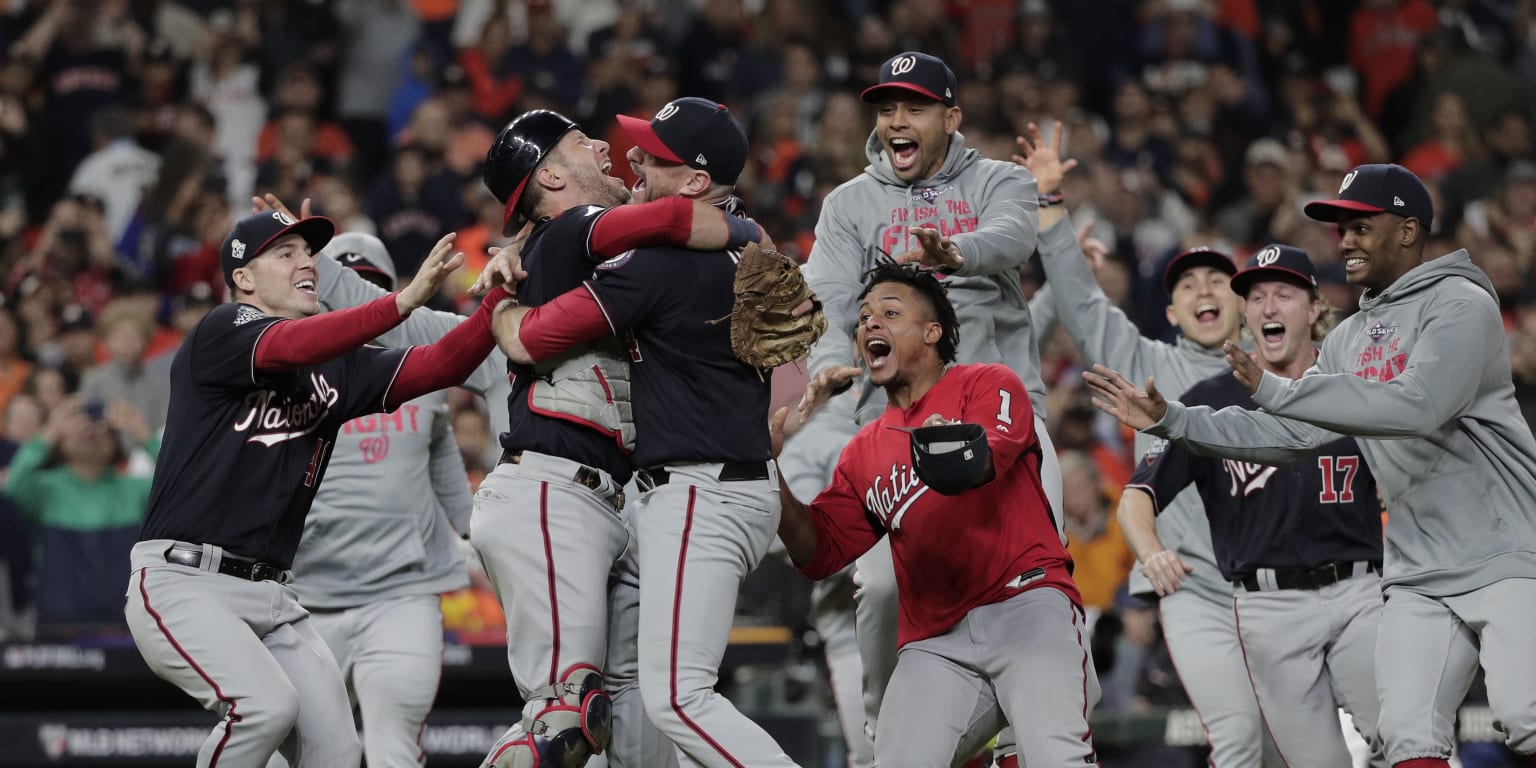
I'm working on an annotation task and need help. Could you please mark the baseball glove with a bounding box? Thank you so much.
[724,243,827,369]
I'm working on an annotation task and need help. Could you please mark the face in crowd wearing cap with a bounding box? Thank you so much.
[220,210,336,320]
[1233,245,1325,377]
[1162,247,1242,350]
[863,52,962,183]
[617,97,748,203]
[1303,163,1435,294]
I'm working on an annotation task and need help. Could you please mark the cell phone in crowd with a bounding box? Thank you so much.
[83,401,107,422]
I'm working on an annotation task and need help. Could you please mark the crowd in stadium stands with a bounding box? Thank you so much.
[0,0,1532,762]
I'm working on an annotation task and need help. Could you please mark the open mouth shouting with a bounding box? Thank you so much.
[1258,320,1286,350]
[295,278,316,296]
[888,137,919,172]
[1192,303,1221,326]
[865,337,893,370]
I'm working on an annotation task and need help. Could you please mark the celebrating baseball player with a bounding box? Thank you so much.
[495,97,823,768]
[283,232,475,768]
[787,51,1059,765]
[468,106,771,768]
[1015,123,1279,767]
[1086,163,1536,768]
[1118,244,1386,766]
[772,262,1096,767]
[122,210,510,768]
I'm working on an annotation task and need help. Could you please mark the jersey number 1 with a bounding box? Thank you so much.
[1317,456,1359,504]
[996,389,1013,425]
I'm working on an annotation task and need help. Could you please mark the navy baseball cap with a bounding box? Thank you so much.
[616,97,748,185]
[1303,163,1434,229]
[862,52,958,108]
[1230,244,1317,297]
[220,210,335,288]
[1161,246,1236,296]
[321,232,397,289]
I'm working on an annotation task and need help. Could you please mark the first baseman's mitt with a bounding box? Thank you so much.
[723,243,827,369]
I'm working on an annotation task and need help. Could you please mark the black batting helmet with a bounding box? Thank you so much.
[485,109,578,236]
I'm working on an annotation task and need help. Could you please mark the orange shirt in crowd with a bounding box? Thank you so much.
[1067,513,1137,612]
[255,121,356,166]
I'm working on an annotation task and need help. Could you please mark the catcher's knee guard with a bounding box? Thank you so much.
[489,664,613,768]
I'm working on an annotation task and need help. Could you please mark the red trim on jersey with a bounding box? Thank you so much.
[137,568,239,766]
[385,286,511,409]
[1233,599,1293,768]
[1393,761,1452,768]
[253,294,402,372]
[588,198,694,258]
[1157,601,1217,764]
[1071,601,1102,766]
[670,486,746,768]
[517,288,611,362]
[541,482,561,686]
[525,388,630,453]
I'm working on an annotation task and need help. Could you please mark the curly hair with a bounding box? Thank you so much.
[856,261,960,363]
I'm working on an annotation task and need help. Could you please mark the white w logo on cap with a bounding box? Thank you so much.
[272,211,296,226]
[890,56,917,75]
[1256,246,1280,266]
[655,104,679,121]
[1339,170,1357,193]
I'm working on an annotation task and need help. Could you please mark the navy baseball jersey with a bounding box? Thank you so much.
[584,245,771,467]
[1128,372,1383,582]
[139,302,408,568]
[501,206,633,482]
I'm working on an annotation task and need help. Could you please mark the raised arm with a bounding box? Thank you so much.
[802,194,868,379]
[384,286,513,409]
[1251,291,1496,438]
[586,198,763,259]
[945,161,1038,277]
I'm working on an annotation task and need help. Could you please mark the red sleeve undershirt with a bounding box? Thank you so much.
[587,197,697,259]
[517,285,612,362]
[252,294,404,372]
[384,286,513,409]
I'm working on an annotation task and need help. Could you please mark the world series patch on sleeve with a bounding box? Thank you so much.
[723,243,828,369]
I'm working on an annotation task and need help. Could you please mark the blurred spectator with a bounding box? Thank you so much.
[504,0,585,114]
[68,106,160,242]
[144,281,218,384]
[10,195,118,315]
[6,397,158,633]
[676,0,777,105]
[604,56,679,190]
[457,13,521,125]
[51,304,98,379]
[0,304,30,423]
[335,0,419,188]
[255,63,354,169]
[24,364,76,417]
[189,16,264,205]
[1459,161,1536,267]
[397,95,491,180]
[1347,0,1438,119]
[1060,449,1136,613]
[1105,80,1176,184]
[131,40,188,152]
[1400,91,1478,182]
[312,175,376,235]
[79,301,170,433]
[1214,138,1300,252]
[118,139,222,290]
[388,41,445,141]
[1440,109,1534,234]
[451,403,491,489]
[367,143,460,276]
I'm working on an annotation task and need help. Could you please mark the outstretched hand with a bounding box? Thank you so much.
[1141,550,1195,596]
[251,193,311,221]
[1224,340,1263,394]
[468,240,530,295]
[892,227,963,271]
[1081,364,1168,431]
[395,232,465,316]
[1013,121,1078,195]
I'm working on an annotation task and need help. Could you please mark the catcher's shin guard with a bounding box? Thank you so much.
[488,664,613,768]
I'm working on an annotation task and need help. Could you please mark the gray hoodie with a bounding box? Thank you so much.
[290,391,472,608]
[803,129,1044,419]
[1038,217,1232,603]
[1149,250,1536,597]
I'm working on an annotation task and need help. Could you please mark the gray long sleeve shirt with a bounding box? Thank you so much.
[1038,216,1232,603]
[802,129,1045,422]
[1148,250,1536,597]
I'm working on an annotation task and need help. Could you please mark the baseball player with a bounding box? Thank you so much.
[788,52,1060,764]
[773,262,1097,767]
[1085,164,1536,768]
[1119,245,1386,766]
[466,107,767,768]
[122,209,509,768]
[284,232,475,768]
[1015,124,1278,767]
[494,98,806,768]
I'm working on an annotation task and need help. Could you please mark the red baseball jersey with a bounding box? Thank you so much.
[799,363,1079,646]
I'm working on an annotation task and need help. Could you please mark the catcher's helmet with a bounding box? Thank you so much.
[907,423,992,496]
[485,110,579,236]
